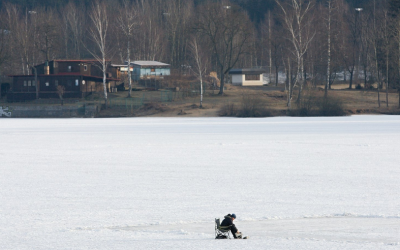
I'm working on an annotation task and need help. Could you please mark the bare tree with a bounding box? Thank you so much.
[392,14,400,107]
[163,0,194,69]
[62,2,85,59]
[135,0,165,61]
[382,9,391,107]
[36,8,61,62]
[195,2,252,95]
[86,0,112,107]
[117,0,137,97]
[341,7,363,90]
[5,4,37,75]
[359,11,371,89]
[276,0,316,105]
[0,11,11,76]
[370,0,381,107]
[325,0,335,97]
[188,35,210,108]
[268,11,273,84]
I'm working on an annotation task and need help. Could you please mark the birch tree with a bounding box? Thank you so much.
[188,35,209,108]
[117,0,137,97]
[276,0,316,105]
[87,0,111,107]
[5,4,37,75]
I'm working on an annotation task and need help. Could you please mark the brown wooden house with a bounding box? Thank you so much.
[8,60,119,101]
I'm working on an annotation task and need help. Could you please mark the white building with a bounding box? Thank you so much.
[112,61,171,81]
[128,61,170,81]
[229,68,265,86]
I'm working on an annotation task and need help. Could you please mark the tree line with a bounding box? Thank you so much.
[0,0,399,106]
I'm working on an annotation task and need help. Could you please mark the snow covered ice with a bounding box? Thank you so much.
[0,116,399,249]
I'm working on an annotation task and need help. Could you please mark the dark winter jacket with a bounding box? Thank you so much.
[220,214,238,238]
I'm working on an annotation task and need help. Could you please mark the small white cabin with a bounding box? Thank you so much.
[229,68,265,86]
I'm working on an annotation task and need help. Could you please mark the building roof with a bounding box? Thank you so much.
[112,64,127,67]
[127,61,170,67]
[53,59,101,62]
[229,68,266,75]
[33,60,112,66]
[8,74,119,82]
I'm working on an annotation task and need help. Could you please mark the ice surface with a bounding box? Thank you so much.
[1,116,399,249]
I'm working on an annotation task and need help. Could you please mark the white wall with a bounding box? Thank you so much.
[232,75,243,85]
[231,74,264,86]
[242,74,264,86]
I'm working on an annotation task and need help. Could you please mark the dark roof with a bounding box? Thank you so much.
[53,59,111,62]
[33,60,111,67]
[8,74,119,82]
[229,68,266,75]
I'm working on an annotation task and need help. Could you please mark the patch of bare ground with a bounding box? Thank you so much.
[97,103,170,118]
[96,83,400,117]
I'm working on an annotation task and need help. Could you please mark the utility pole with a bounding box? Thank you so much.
[354,8,363,87]
[326,0,332,98]
[268,11,272,85]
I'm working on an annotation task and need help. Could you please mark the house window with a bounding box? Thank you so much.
[75,79,79,86]
[67,80,72,87]
[28,80,32,86]
[245,74,260,81]
[84,65,87,71]
[45,82,49,87]
[68,66,72,72]
[151,68,155,72]
[24,81,27,86]
[32,80,36,87]
[55,80,58,87]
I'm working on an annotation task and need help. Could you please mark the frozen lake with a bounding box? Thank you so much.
[0,116,399,249]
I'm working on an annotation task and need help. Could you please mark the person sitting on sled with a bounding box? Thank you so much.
[220,213,243,239]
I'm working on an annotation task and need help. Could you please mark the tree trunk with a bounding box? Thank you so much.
[103,59,108,109]
[364,67,368,89]
[386,52,389,107]
[349,71,353,89]
[275,65,279,87]
[219,70,225,95]
[128,40,132,98]
[287,58,291,108]
[378,79,381,108]
[200,78,203,108]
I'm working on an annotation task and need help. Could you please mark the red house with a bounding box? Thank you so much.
[8,60,119,101]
